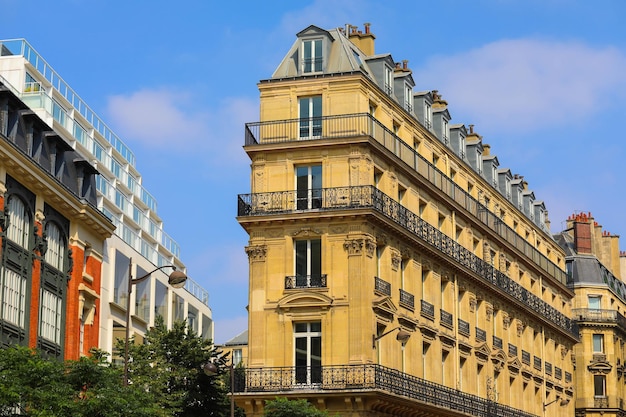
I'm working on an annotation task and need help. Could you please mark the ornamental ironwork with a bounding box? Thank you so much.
[233,364,537,417]
[237,184,578,338]
[374,276,391,296]
[458,319,470,336]
[243,112,566,286]
[399,289,415,309]
[285,274,327,289]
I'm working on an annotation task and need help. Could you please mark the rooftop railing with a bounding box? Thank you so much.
[244,113,567,286]
[237,185,578,338]
[233,364,538,417]
[573,308,626,330]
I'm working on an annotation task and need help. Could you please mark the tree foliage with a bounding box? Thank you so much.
[0,345,161,417]
[120,316,230,417]
[263,397,331,417]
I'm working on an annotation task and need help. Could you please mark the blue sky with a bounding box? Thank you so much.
[2,0,625,344]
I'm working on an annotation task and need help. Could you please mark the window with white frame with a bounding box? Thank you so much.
[298,96,322,139]
[40,289,62,344]
[6,196,29,248]
[294,239,321,288]
[424,102,433,130]
[44,222,65,270]
[384,65,393,94]
[294,322,321,384]
[302,39,322,73]
[405,84,413,112]
[296,165,322,210]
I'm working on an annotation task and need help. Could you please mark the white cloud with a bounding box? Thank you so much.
[106,89,257,167]
[411,38,626,132]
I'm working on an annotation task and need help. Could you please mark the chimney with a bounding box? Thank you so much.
[572,212,593,254]
[348,23,376,56]
[483,144,491,156]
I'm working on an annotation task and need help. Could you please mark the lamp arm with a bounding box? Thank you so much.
[372,326,401,348]
[132,264,178,285]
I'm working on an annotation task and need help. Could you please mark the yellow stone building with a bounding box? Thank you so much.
[555,213,626,417]
[236,24,577,417]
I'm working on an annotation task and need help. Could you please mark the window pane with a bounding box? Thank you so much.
[588,296,601,310]
[593,334,603,352]
[295,240,307,277]
[311,239,321,278]
[594,375,605,396]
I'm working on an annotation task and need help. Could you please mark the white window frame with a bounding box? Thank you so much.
[302,39,323,73]
[294,322,322,385]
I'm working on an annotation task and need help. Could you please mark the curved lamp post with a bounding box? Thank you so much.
[372,326,411,348]
[123,257,188,386]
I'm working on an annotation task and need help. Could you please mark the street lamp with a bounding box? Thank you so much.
[123,257,188,386]
[202,358,235,417]
[372,326,411,348]
[543,397,570,410]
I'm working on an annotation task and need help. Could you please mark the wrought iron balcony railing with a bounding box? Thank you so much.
[421,300,435,319]
[237,185,578,338]
[573,308,626,331]
[508,343,518,357]
[493,336,503,350]
[399,289,415,309]
[522,350,531,365]
[243,113,566,286]
[374,276,391,296]
[458,319,470,336]
[533,356,542,371]
[285,274,327,289]
[233,364,537,417]
[440,309,453,328]
[475,327,487,342]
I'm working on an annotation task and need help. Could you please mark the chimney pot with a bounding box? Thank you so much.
[364,22,371,34]
[402,59,408,70]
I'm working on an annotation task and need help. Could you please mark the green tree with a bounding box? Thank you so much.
[0,346,161,417]
[121,316,230,417]
[263,397,330,417]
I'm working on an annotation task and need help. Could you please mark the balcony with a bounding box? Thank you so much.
[421,300,435,320]
[233,364,536,417]
[573,308,626,331]
[533,356,542,371]
[238,185,577,338]
[374,276,391,296]
[285,274,327,289]
[522,350,531,365]
[399,289,415,309]
[244,113,566,287]
[458,319,470,337]
[493,336,503,350]
[440,309,453,329]
[476,327,486,342]
[508,343,518,357]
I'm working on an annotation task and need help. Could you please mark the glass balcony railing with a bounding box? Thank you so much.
[243,113,567,286]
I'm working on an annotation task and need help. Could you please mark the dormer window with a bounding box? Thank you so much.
[442,119,449,145]
[459,135,466,159]
[405,84,413,113]
[491,164,497,187]
[303,39,323,73]
[476,149,483,174]
[505,178,511,199]
[384,66,393,94]
[424,102,432,130]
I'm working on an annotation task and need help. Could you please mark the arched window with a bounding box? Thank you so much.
[44,221,65,270]
[6,195,29,248]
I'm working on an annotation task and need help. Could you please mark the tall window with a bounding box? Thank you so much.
[154,280,167,319]
[44,222,64,270]
[295,239,321,287]
[40,289,61,344]
[302,39,322,73]
[594,375,606,397]
[296,165,322,210]
[424,102,432,129]
[294,322,321,384]
[593,334,604,353]
[384,65,393,94]
[6,196,29,247]
[299,96,322,139]
[1,195,31,330]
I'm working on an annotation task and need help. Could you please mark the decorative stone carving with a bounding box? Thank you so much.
[245,245,267,262]
[516,320,525,337]
[390,249,401,271]
[344,239,364,256]
[365,238,376,258]
[469,294,477,313]
[292,227,323,237]
[485,303,493,321]
[502,313,510,330]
